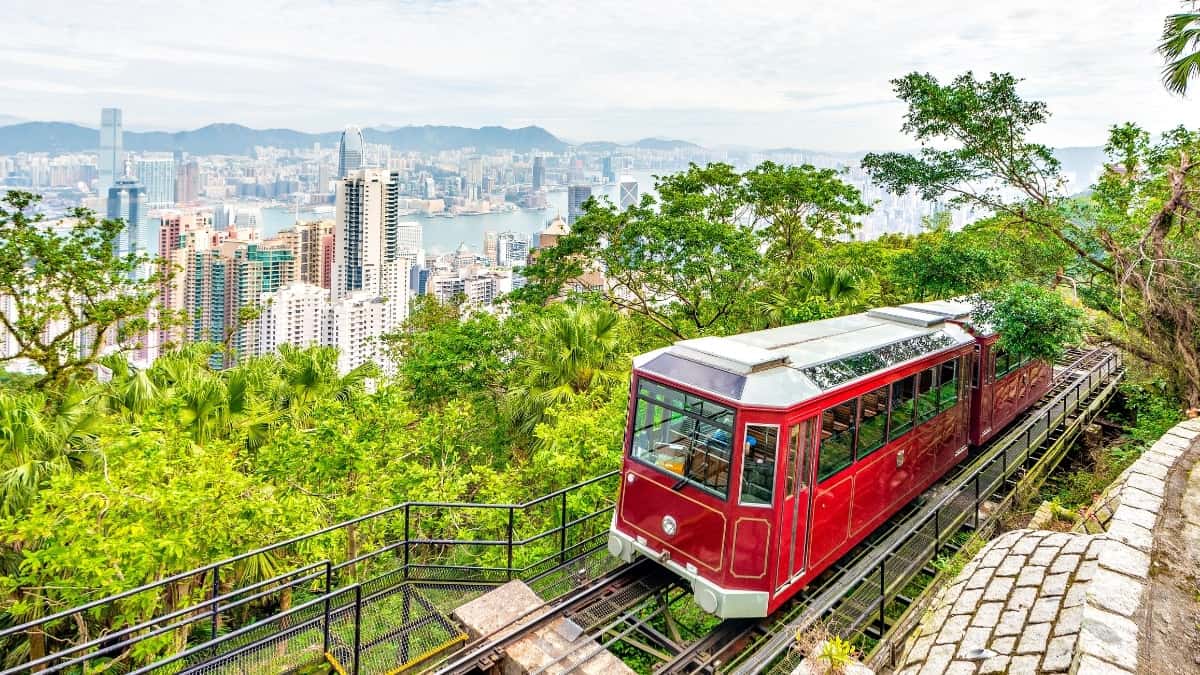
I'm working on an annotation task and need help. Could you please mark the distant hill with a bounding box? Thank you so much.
[577,141,621,152]
[633,138,701,150]
[0,122,569,155]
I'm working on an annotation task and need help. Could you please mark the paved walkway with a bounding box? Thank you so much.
[896,418,1200,674]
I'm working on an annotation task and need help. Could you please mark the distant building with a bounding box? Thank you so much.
[532,156,545,191]
[602,156,615,183]
[496,231,531,267]
[334,168,406,299]
[567,185,592,226]
[252,282,330,358]
[337,126,365,179]
[106,178,147,264]
[98,108,123,196]
[295,220,334,288]
[619,176,638,210]
[175,159,200,205]
[135,155,176,207]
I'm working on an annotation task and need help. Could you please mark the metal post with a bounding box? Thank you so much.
[934,509,940,556]
[352,585,362,675]
[323,561,333,655]
[878,557,886,636]
[403,504,411,581]
[973,473,980,530]
[507,507,515,580]
[560,491,568,565]
[210,566,220,639]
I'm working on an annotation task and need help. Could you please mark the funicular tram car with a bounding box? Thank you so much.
[607,299,1051,618]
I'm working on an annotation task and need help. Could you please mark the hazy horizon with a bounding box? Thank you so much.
[3,1,1198,151]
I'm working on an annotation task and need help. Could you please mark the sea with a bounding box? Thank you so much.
[259,171,658,255]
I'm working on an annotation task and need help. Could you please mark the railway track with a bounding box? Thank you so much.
[436,346,1121,675]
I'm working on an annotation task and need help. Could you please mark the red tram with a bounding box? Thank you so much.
[606,299,1051,617]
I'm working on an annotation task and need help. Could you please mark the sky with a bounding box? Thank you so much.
[2,0,1198,151]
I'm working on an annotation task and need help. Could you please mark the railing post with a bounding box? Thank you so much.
[560,491,568,565]
[352,585,362,675]
[934,509,940,556]
[323,561,333,655]
[403,504,411,581]
[878,557,887,636]
[507,506,515,581]
[210,566,220,639]
[973,473,980,530]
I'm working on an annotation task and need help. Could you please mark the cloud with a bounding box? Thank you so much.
[0,0,1197,150]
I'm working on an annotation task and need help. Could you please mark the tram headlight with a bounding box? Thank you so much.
[661,515,678,537]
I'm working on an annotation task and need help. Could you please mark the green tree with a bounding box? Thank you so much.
[0,386,102,517]
[862,70,1200,402]
[384,296,512,407]
[0,191,167,392]
[744,161,871,263]
[521,166,765,339]
[505,304,627,440]
[1160,4,1200,95]
[893,229,1013,301]
[971,282,1085,362]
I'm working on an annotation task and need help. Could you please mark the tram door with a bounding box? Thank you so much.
[774,418,817,593]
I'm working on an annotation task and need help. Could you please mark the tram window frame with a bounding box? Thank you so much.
[739,424,779,506]
[888,375,916,440]
[916,366,938,423]
[856,384,890,459]
[993,348,1025,379]
[629,378,736,499]
[818,400,857,481]
[937,359,959,411]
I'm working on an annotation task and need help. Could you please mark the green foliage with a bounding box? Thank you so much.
[893,227,1013,301]
[972,282,1085,362]
[1159,8,1200,95]
[0,191,169,391]
[815,636,859,674]
[519,161,871,340]
[384,295,512,407]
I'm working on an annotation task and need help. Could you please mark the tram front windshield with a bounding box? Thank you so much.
[630,378,735,498]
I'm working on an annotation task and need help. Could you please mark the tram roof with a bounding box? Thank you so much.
[634,301,979,407]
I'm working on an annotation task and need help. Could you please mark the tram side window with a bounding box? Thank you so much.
[916,367,938,423]
[631,379,736,498]
[857,385,890,458]
[994,349,1025,379]
[819,400,856,481]
[937,359,959,411]
[889,376,916,440]
[740,425,779,506]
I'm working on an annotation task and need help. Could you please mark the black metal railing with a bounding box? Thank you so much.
[0,470,620,674]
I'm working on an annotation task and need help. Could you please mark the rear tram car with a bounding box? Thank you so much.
[607,299,1050,618]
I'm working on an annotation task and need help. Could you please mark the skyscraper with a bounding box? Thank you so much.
[334,168,405,299]
[532,156,545,191]
[135,155,176,207]
[568,185,592,226]
[465,156,484,200]
[619,177,639,210]
[106,178,147,262]
[602,156,616,183]
[337,126,365,179]
[98,108,123,196]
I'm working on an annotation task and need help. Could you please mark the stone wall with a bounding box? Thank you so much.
[896,418,1200,674]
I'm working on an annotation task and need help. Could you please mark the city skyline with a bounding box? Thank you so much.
[1,1,1196,151]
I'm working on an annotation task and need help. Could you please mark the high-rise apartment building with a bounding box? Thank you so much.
[175,159,200,205]
[292,220,334,288]
[496,231,531,268]
[106,178,147,263]
[252,282,330,358]
[98,108,123,196]
[619,177,639,210]
[337,126,364,179]
[334,168,405,299]
[135,155,176,207]
[531,156,545,191]
[567,185,592,226]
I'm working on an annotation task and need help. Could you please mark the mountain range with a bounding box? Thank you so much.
[0,121,702,155]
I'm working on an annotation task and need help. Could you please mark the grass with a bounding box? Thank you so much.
[930,532,986,580]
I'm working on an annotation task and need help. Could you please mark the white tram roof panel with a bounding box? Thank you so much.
[634,308,974,408]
